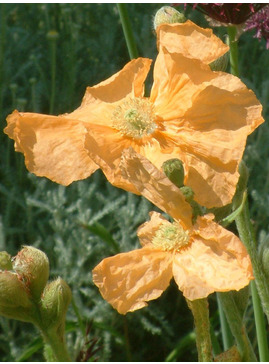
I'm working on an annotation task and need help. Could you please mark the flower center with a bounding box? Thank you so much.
[112,97,157,139]
[152,221,190,252]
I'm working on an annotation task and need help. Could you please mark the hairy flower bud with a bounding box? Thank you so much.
[13,246,49,299]
[0,271,35,322]
[153,6,186,31]
[162,158,185,188]
[0,251,12,270]
[179,186,194,203]
[40,278,72,331]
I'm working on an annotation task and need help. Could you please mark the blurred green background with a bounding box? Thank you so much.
[0,3,268,361]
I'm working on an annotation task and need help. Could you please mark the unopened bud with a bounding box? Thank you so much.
[0,271,35,322]
[40,278,72,330]
[153,6,186,31]
[13,246,49,299]
[180,186,194,202]
[162,159,185,188]
[0,271,31,308]
[0,251,12,270]
[209,52,229,72]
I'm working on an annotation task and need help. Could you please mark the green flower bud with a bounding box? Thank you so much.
[162,158,185,188]
[0,251,12,270]
[13,246,49,299]
[179,186,194,203]
[0,271,35,322]
[40,278,72,331]
[209,51,229,72]
[153,6,186,31]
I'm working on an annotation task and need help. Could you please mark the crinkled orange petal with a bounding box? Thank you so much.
[4,110,98,185]
[150,48,215,120]
[84,124,141,194]
[92,247,173,314]
[137,211,169,247]
[84,124,191,203]
[120,148,193,228]
[68,58,152,124]
[172,214,253,300]
[150,48,264,207]
[156,20,229,64]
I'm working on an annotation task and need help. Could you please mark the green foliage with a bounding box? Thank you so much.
[0,3,268,362]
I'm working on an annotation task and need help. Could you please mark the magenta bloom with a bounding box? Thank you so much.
[188,3,266,25]
[245,5,269,49]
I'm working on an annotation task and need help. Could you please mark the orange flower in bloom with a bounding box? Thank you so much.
[4,20,263,207]
[92,149,253,314]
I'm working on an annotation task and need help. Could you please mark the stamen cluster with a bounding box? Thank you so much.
[152,221,190,252]
[112,97,157,139]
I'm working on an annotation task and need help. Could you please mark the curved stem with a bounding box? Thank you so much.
[187,298,213,362]
[235,197,269,322]
[218,292,257,361]
[251,281,269,361]
[227,26,239,76]
[117,4,138,60]
[41,327,71,362]
[216,293,233,351]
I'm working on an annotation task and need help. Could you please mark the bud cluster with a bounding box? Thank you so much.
[0,246,71,331]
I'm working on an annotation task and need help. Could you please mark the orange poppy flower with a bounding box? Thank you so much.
[4,21,263,207]
[92,149,253,314]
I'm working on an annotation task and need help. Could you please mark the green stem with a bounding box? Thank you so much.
[218,292,257,361]
[235,197,269,323]
[251,281,269,361]
[187,298,213,362]
[117,4,138,60]
[216,293,233,351]
[0,3,6,116]
[48,36,58,114]
[41,327,71,362]
[227,26,239,77]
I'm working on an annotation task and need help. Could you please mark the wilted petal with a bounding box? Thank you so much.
[92,247,173,314]
[120,148,193,228]
[156,20,229,64]
[173,214,253,300]
[4,110,98,185]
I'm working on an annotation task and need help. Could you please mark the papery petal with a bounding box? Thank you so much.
[84,124,191,204]
[150,48,215,120]
[84,124,141,194]
[172,214,253,300]
[92,247,173,314]
[180,76,264,207]
[137,211,169,247]
[4,110,98,185]
[156,20,229,64]
[120,148,193,228]
[70,57,152,112]
[150,48,264,207]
